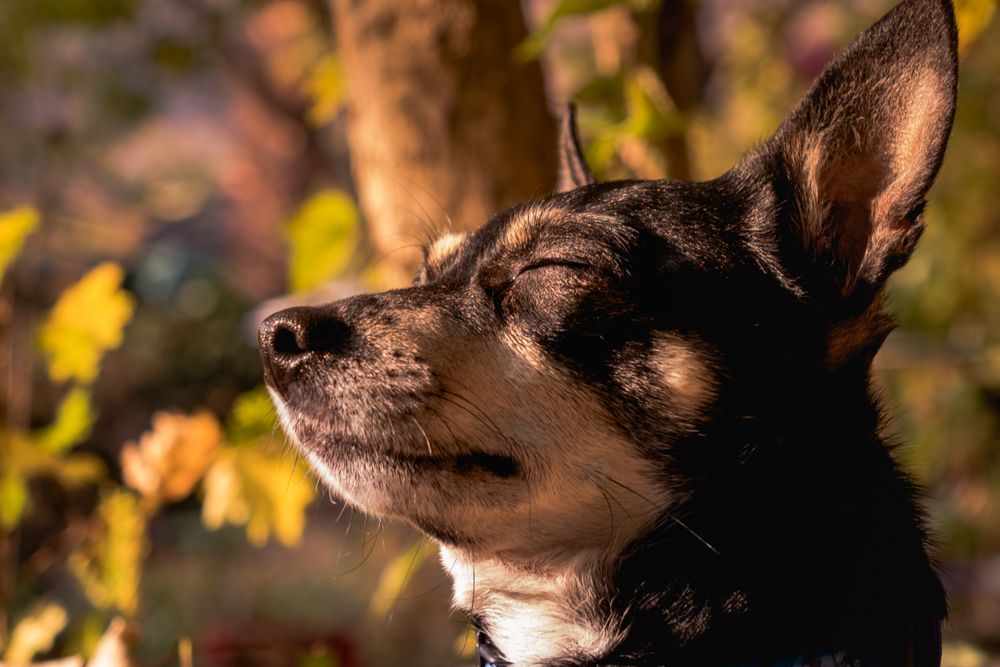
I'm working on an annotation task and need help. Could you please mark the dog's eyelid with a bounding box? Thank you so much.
[519,258,592,275]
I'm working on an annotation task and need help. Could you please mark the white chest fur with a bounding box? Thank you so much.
[440,547,623,666]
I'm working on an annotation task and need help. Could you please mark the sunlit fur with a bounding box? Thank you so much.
[259,0,957,664]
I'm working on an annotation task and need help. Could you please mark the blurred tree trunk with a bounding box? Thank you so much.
[329,0,558,283]
[647,0,713,181]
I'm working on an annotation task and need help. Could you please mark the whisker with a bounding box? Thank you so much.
[409,415,434,456]
[391,173,455,236]
[333,520,384,576]
[598,486,617,550]
[604,475,720,556]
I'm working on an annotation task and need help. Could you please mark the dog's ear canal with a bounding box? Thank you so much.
[556,103,595,193]
[763,0,957,304]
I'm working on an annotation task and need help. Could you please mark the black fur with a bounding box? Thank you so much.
[259,0,958,663]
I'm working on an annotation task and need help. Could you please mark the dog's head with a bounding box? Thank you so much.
[259,0,956,582]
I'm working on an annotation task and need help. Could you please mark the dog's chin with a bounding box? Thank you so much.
[300,440,527,544]
[269,394,524,547]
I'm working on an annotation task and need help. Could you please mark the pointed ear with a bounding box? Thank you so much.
[766,0,957,304]
[556,103,595,193]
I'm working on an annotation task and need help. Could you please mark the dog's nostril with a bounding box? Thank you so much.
[306,317,350,352]
[273,325,304,356]
[258,307,355,388]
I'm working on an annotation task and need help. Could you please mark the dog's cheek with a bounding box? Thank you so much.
[445,331,670,554]
[613,332,719,438]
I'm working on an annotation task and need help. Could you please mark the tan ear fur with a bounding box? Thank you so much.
[773,0,957,301]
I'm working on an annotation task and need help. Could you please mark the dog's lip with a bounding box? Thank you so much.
[312,434,521,479]
[395,450,521,478]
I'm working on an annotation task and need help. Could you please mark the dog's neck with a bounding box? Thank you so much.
[440,546,622,666]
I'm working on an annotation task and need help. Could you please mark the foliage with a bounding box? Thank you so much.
[306,55,346,127]
[0,206,39,278]
[36,388,97,455]
[5,602,69,665]
[1,203,318,662]
[69,490,148,616]
[202,444,314,547]
[284,190,361,293]
[517,0,656,61]
[367,540,435,621]
[38,263,135,384]
[121,411,221,512]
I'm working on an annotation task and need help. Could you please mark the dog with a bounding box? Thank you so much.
[258,0,958,664]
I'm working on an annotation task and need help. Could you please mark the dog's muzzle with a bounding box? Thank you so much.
[257,306,353,392]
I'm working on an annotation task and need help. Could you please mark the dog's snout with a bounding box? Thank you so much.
[258,306,352,388]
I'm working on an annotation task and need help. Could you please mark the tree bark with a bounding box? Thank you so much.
[330,0,558,283]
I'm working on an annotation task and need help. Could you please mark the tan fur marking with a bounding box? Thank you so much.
[873,70,945,224]
[788,133,829,253]
[426,232,467,269]
[650,333,716,424]
[502,206,545,250]
[824,294,894,368]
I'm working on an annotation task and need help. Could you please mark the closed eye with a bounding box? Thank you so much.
[491,259,593,316]
[521,259,592,274]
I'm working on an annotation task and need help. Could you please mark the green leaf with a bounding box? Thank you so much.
[38,262,135,384]
[35,386,96,453]
[284,190,360,293]
[69,490,147,615]
[1,431,105,530]
[516,0,619,61]
[226,386,278,445]
[0,470,29,530]
[4,601,69,664]
[0,205,39,280]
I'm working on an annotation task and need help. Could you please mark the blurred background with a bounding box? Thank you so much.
[1,0,999,665]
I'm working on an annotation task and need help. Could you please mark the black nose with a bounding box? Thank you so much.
[257,306,352,388]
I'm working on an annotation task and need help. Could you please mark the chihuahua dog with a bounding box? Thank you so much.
[258,0,957,664]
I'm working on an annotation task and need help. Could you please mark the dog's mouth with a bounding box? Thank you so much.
[271,389,522,480]
[308,436,522,479]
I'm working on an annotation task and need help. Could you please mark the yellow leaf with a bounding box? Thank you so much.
[202,446,314,547]
[368,539,434,620]
[11,431,105,484]
[201,450,249,530]
[85,618,137,667]
[284,191,359,293]
[4,601,69,664]
[1,431,105,529]
[38,263,135,384]
[955,0,997,56]
[306,54,345,126]
[0,205,39,280]
[69,491,147,616]
[36,387,96,453]
[1,470,30,530]
[121,410,221,510]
